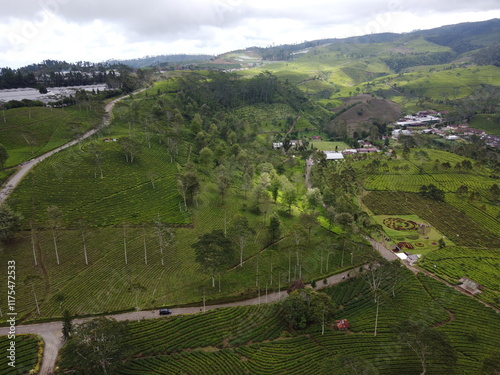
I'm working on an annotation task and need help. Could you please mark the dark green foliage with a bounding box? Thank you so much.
[482,352,500,374]
[0,204,23,243]
[473,44,500,67]
[281,289,335,330]
[62,309,72,340]
[192,230,235,276]
[419,184,445,202]
[321,353,379,375]
[397,320,456,375]
[381,51,456,72]
[268,215,281,243]
[59,317,131,375]
[0,144,8,168]
[3,99,44,109]
[178,71,308,111]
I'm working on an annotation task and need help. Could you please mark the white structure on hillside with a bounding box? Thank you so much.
[324,151,344,161]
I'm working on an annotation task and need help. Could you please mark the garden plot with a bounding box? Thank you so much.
[373,215,452,256]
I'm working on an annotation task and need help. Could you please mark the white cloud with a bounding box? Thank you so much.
[1,0,500,68]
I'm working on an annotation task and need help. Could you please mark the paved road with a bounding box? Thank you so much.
[0,92,140,204]
[0,267,359,375]
[0,90,143,374]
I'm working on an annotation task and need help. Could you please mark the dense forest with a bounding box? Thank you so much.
[0,60,134,90]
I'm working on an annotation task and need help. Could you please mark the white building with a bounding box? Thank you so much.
[324,151,344,161]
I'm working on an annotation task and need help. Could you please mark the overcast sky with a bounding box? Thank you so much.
[1,0,500,68]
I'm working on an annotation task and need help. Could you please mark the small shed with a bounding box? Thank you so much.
[336,319,350,331]
[458,277,482,295]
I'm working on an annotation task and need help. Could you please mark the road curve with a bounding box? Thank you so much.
[0,267,360,375]
[0,91,142,204]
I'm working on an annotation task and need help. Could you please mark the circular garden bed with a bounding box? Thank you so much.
[383,217,419,231]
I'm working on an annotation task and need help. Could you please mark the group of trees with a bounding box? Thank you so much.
[178,71,308,111]
[0,60,136,90]
[0,204,23,249]
[419,184,445,202]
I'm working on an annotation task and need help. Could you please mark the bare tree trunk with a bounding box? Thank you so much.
[52,230,60,265]
[143,226,148,265]
[240,244,244,267]
[123,226,127,265]
[82,231,88,265]
[30,221,37,266]
[31,284,40,315]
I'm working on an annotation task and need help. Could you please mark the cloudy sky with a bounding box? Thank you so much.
[1,0,500,68]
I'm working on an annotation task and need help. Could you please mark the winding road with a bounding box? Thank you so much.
[0,92,140,204]
[0,267,360,375]
[0,90,143,373]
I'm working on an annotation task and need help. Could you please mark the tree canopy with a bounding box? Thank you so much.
[192,229,235,284]
[59,317,131,375]
[0,204,23,244]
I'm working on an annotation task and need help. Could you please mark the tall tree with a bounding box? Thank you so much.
[59,317,131,375]
[229,214,254,267]
[118,137,140,163]
[398,320,456,375]
[24,275,42,315]
[62,309,72,340]
[0,204,23,247]
[177,170,200,207]
[216,165,231,205]
[46,205,62,265]
[362,263,387,336]
[77,218,92,265]
[0,143,8,168]
[153,219,174,266]
[192,230,235,287]
[268,214,282,244]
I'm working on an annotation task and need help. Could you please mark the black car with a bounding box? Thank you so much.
[159,308,172,315]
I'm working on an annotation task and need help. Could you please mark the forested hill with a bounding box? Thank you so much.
[106,54,215,68]
[246,18,500,64]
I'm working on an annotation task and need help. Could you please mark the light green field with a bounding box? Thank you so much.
[373,214,452,256]
[311,141,350,151]
[470,114,500,135]
[0,105,104,167]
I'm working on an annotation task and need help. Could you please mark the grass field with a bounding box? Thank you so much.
[0,105,104,168]
[0,174,375,320]
[470,114,500,135]
[57,266,500,374]
[310,141,350,151]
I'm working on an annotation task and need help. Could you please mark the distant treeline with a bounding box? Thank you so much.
[381,51,456,73]
[107,54,214,68]
[0,60,133,90]
[178,71,308,111]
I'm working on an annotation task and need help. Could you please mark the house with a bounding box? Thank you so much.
[458,277,482,295]
[324,151,344,161]
[392,129,412,138]
[272,142,283,149]
[335,319,350,331]
[342,149,358,155]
